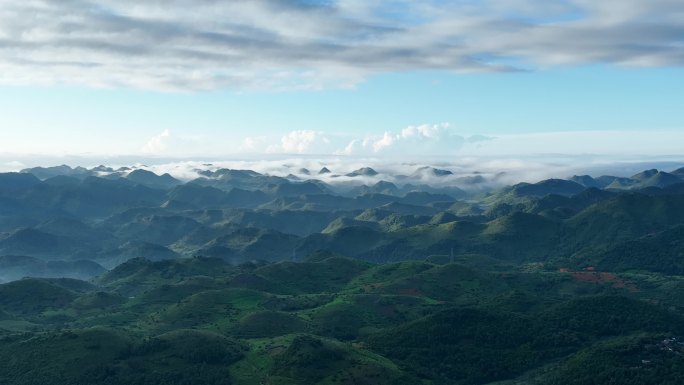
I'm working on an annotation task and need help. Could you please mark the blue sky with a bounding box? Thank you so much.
[0,0,683,160]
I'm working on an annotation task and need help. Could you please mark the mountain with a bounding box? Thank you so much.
[20,165,90,180]
[42,174,82,187]
[596,169,683,191]
[0,255,106,283]
[401,191,455,205]
[635,170,682,188]
[566,193,684,251]
[671,166,684,178]
[346,167,379,177]
[0,277,80,315]
[35,217,114,245]
[218,209,339,237]
[510,179,586,197]
[0,228,89,260]
[125,169,182,190]
[270,181,331,197]
[570,175,605,188]
[198,227,300,263]
[167,183,231,207]
[592,174,630,188]
[0,172,42,195]
[348,180,400,196]
[578,225,684,274]
[108,214,206,246]
[6,162,684,384]
[194,169,290,191]
[22,176,166,218]
[96,240,180,268]
[410,166,453,177]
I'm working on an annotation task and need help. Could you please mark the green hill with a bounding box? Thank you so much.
[0,328,246,385]
[259,334,419,385]
[0,278,78,315]
[582,225,684,274]
[545,335,684,385]
[253,257,371,294]
[367,307,580,384]
[565,193,684,253]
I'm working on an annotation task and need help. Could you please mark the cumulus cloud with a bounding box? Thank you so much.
[141,129,171,154]
[240,123,482,156]
[367,123,463,154]
[239,137,260,152]
[260,130,336,154]
[372,132,397,152]
[279,130,319,153]
[0,0,682,91]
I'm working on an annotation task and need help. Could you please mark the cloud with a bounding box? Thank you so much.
[241,123,476,156]
[0,0,682,90]
[369,123,461,154]
[262,130,335,154]
[279,130,319,153]
[239,137,260,152]
[141,129,171,154]
[337,139,360,156]
[235,124,684,159]
[103,153,684,193]
[0,160,25,172]
[373,132,397,152]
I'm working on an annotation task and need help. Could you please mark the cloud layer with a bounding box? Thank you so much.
[141,124,684,159]
[1,0,683,90]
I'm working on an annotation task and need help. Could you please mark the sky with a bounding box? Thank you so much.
[0,0,683,164]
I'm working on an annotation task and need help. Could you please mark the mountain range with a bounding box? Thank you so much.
[2,163,684,384]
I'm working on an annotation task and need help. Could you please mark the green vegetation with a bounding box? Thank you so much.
[4,166,684,383]
[2,255,684,384]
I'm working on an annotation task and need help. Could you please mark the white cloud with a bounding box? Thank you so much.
[239,137,260,152]
[0,1,682,91]
[370,123,457,153]
[236,125,684,160]
[141,129,171,154]
[0,160,25,172]
[373,132,397,152]
[262,130,334,154]
[337,139,360,155]
[280,130,319,153]
[400,123,450,139]
[239,123,474,156]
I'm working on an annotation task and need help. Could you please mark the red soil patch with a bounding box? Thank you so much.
[568,271,639,292]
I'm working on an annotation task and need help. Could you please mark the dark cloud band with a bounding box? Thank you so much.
[0,0,682,90]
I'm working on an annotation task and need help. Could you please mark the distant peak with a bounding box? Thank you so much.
[412,166,453,177]
[631,169,660,180]
[346,167,378,177]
